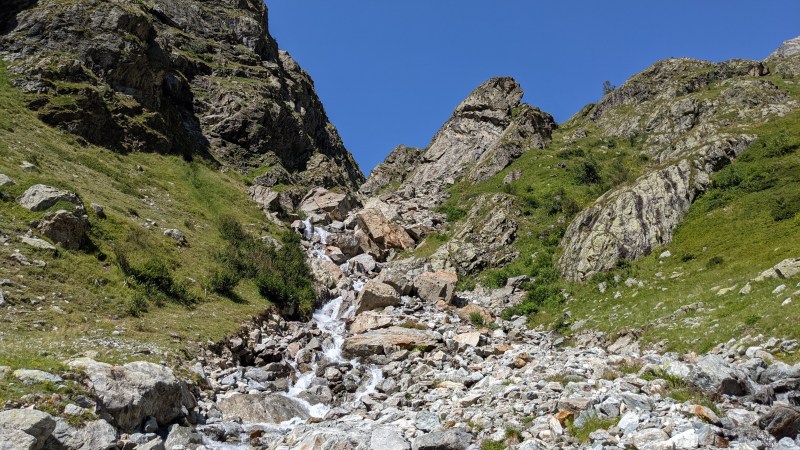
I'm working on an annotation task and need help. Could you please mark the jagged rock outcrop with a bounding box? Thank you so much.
[558,50,798,281]
[767,36,800,78]
[0,0,363,191]
[366,77,555,207]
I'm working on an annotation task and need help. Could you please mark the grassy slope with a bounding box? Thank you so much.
[437,73,800,356]
[0,61,280,400]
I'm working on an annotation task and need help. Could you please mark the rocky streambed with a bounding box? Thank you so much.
[3,218,800,450]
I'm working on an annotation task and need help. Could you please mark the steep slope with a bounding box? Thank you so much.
[0,0,363,192]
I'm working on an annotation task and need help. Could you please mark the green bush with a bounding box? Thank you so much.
[126,293,148,317]
[469,312,486,328]
[772,196,800,221]
[706,256,724,268]
[207,269,240,295]
[433,205,467,222]
[116,251,197,307]
[572,158,601,185]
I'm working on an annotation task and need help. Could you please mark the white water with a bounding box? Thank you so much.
[203,220,382,448]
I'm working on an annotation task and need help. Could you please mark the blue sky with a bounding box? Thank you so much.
[268,1,800,175]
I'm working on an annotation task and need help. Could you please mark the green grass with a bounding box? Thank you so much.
[480,440,506,450]
[0,60,293,404]
[567,416,620,443]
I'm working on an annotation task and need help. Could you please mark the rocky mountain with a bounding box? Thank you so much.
[0,0,363,192]
[2,2,800,448]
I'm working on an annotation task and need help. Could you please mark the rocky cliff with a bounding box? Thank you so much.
[557,54,798,281]
[363,77,555,205]
[0,0,363,191]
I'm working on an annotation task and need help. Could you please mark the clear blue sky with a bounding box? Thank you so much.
[268,1,800,175]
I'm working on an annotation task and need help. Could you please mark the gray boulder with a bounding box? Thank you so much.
[216,393,309,424]
[411,428,472,450]
[37,210,89,250]
[16,185,82,212]
[0,409,56,450]
[299,187,359,222]
[413,271,457,303]
[0,174,14,186]
[369,426,410,450]
[687,355,750,396]
[68,358,195,431]
[163,425,203,449]
[47,419,117,450]
[759,406,800,440]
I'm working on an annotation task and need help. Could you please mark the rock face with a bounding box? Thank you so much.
[359,145,423,196]
[69,358,196,431]
[558,54,797,280]
[364,77,554,208]
[1,0,363,191]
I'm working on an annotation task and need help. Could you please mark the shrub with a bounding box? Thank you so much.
[434,205,467,222]
[772,196,800,221]
[572,158,602,185]
[469,312,486,328]
[207,269,240,295]
[126,293,148,317]
[480,440,505,450]
[706,256,724,268]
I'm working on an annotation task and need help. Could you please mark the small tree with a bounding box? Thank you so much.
[602,80,616,96]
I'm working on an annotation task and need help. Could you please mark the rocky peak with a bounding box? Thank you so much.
[0,0,363,191]
[767,35,800,78]
[769,36,800,60]
[363,77,554,211]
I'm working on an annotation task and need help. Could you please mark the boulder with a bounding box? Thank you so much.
[631,428,670,449]
[16,185,82,212]
[329,232,362,258]
[13,369,63,384]
[48,419,118,450]
[414,271,457,303]
[356,207,415,251]
[355,281,400,314]
[299,187,358,222]
[163,425,203,449]
[411,428,472,450]
[350,311,393,334]
[453,332,481,347]
[248,185,294,215]
[344,327,438,357]
[163,229,187,246]
[217,393,309,424]
[68,358,195,431]
[0,174,14,186]
[370,426,410,450]
[759,406,800,440]
[37,210,89,250]
[687,355,750,396]
[349,253,377,274]
[0,409,56,450]
[755,257,800,281]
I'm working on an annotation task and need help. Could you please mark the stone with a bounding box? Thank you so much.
[370,425,410,450]
[350,311,393,334]
[68,358,195,431]
[356,206,415,251]
[416,410,441,432]
[344,327,437,357]
[453,332,481,347]
[355,281,401,314]
[687,354,750,396]
[0,174,14,186]
[217,393,309,424]
[759,406,800,440]
[13,369,63,384]
[37,210,89,250]
[668,429,700,449]
[0,429,38,450]
[53,419,117,450]
[414,271,458,303]
[299,187,358,222]
[631,428,670,449]
[163,228,187,246]
[16,185,82,212]
[163,425,203,449]
[20,161,38,172]
[411,428,472,450]
[0,409,56,450]
[20,236,56,250]
[143,416,158,433]
[349,254,377,276]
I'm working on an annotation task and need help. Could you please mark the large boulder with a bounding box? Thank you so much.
[47,419,117,450]
[299,187,358,222]
[0,409,56,450]
[16,185,82,212]
[350,311,393,334]
[69,358,196,431]
[759,406,800,440]
[356,207,415,252]
[370,426,410,450]
[344,327,438,357]
[36,210,89,250]
[686,355,751,396]
[217,393,309,424]
[411,428,472,450]
[355,281,400,314]
[248,185,294,216]
[755,257,800,282]
[414,271,458,303]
